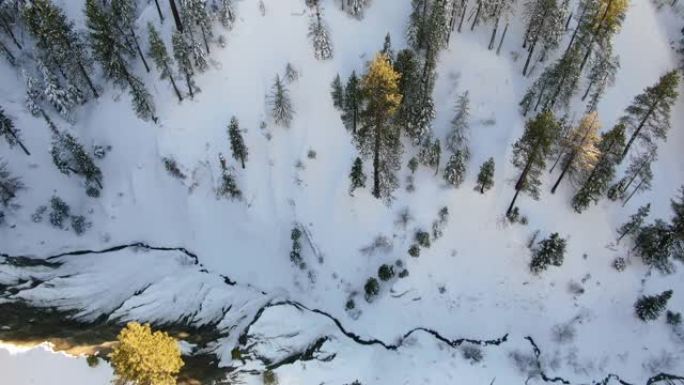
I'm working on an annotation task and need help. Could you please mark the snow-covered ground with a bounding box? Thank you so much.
[1,0,683,384]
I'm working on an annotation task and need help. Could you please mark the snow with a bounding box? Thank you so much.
[1,0,684,384]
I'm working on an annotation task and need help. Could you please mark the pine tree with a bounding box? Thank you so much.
[419,137,441,175]
[520,46,582,115]
[530,232,566,273]
[634,219,676,273]
[0,2,22,50]
[446,90,470,157]
[50,129,103,196]
[635,290,673,321]
[148,23,183,102]
[381,33,394,61]
[270,75,294,128]
[406,66,435,145]
[672,186,684,241]
[609,148,655,204]
[357,53,402,200]
[349,157,367,195]
[393,49,420,138]
[521,0,568,76]
[172,31,198,98]
[443,150,466,187]
[484,0,516,50]
[476,157,495,193]
[22,0,99,98]
[129,76,158,123]
[0,107,30,156]
[111,0,150,72]
[181,0,213,54]
[331,74,344,109]
[0,160,24,210]
[308,7,333,60]
[342,0,369,18]
[214,0,236,29]
[550,112,601,193]
[0,39,15,66]
[39,62,75,118]
[228,116,248,168]
[619,70,680,161]
[407,0,429,51]
[576,0,628,73]
[343,71,361,133]
[217,154,241,200]
[507,111,559,215]
[285,63,299,83]
[583,42,619,112]
[23,71,42,117]
[617,203,650,243]
[571,123,625,212]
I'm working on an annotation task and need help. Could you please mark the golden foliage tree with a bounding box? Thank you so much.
[110,322,184,385]
[358,53,402,199]
[550,111,601,193]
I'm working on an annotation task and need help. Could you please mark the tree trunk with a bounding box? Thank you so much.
[621,105,656,160]
[166,65,183,102]
[471,1,482,31]
[564,11,573,30]
[564,6,587,56]
[550,150,565,173]
[154,0,165,22]
[496,22,509,55]
[522,23,531,48]
[5,125,30,156]
[548,71,568,110]
[488,11,501,50]
[507,189,520,215]
[457,1,467,32]
[0,18,21,50]
[78,62,99,98]
[533,78,548,111]
[372,121,381,199]
[447,0,458,45]
[0,40,15,65]
[551,151,576,193]
[581,79,594,101]
[130,27,150,73]
[184,71,195,98]
[201,26,210,54]
[241,157,245,169]
[523,38,537,76]
[169,0,183,32]
[622,179,644,206]
[508,156,534,214]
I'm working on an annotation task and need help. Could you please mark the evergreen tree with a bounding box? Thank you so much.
[672,186,684,241]
[617,203,650,243]
[0,107,30,156]
[343,71,361,133]
[393,49,420,139]
[635,219,677,273]
[407,0,429,51]
[39,62,76,118]
[571,123,625,212]
[476,157,495,193]
[342,0,369,18]
[381,33,394,61]
[331,74,344,109]
[0,39,16,66]
[269,74,294,128]
[619,70,680,161]
[308,7,333,60]
[290,226,303,267]
[576,0,628,73]
[583,42,619,112]
[181,0,213,53]
[0,160,24,212]
[406,65,435,145]
[609,148,656,203]
[0,2,22,50]
[228,116,248,168]
[550,112,601,193]
[357,53,402,200]
[22,0,99,98]
[507,111,559,215]
[419,137,441,175]
[443,150,466,187]
[111,0,150,72]
[635,290,673,321]
[530,232,566,273]
[50,129,103,196]
[521,0,568,76]
[23,71,42,117]
[285,62,299,83]
[349,157,367,195]
[148,23,183,102]
[213,0,236,29]
[172,31,198,98]
[484,0,516,50]
[217,154,241,200]
[446,90,470,157]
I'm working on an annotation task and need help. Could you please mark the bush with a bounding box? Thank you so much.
[290,227,304,268]
[666,310,682,326]
[461,345,484,363]
[32,205,47,223]
[345,298,356,310]
[364,277,379,301]
[398,269,409,278]
[408,244,420,257]
[70,215,91,236]
[378,264,395,281]
[86,355,99,368]
[48,196,70,228]
[163,157,186,179]
[415,230,430,248]
[110,322,183,385]
[530,233,566,273]
[263,369,278,385]
[635,290,673,321]
[613,257,626,272]
[307,149,317,159]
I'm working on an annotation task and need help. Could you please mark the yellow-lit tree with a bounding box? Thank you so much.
[357,53,402,199]
[110,322,184,385]
[550,111,601,194]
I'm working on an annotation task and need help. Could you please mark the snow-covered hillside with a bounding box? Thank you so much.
[1,0,684,384]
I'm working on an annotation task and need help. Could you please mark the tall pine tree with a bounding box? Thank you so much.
[148,23,183,102]
[0,107,30,156]
[228,116,248,169]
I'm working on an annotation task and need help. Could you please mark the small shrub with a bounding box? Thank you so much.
[70,215,91,236]
[415,230,430,248]
[231,347,242,360]
[364,277,379,301]
[666,311,682,326]
[85,186,100,198]
[613,257,626,272]
[49,196,70,229]
[345,298,356,310]
[398,269,409,278]
[395,207,413,229]
[307,149,317,159]
[567,281,585,295]
[163,157,186,179]
[461,345,484,363]
[86,355,99,367]
[407,157,418,174]
[408,244,420,257]
[378,264,395,281]
[263,369,278,385]
[285,62,298,82]
[290,227,304,268]
[506,206,520,223]
[551,323,576,344]
[32,205,47,223]
[360,235,392,256]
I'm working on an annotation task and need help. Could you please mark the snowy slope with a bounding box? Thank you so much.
[1,0,684,384]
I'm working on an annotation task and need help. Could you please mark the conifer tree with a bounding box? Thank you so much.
[530,232,566,273]
[446,90,470,157]
[609,148,655,204]
[111,0,150,72]
[22,0,99,98]
[0,107,30,156]
[308,7,333,60]
[270,74,294,128]
[285,62,299,83]
[476,157,495,193]
[217,154,241,200]
[576,0,628,73]
[635,290,673,321]
[342,0,369,18]
[393,49,420,138]
[507,111,559,215]
[228,116,248,169]
[550,112,601,193]
[617,203,650,243]
[0,2,22,50]
[23,71,42,116]
[181,0,213,53]
[148,23,183,102]
[349,157,366,195]
[214,0,236,29]
[357,53,402,200]
[619,70,680,161]
[520,46,582,115]
[172,31,198,98]
[571,123,625,212]
[331,74,344,109]
[343,71,361,133]
[583,42,619,112]
[521,0,568,76]
[0,39,15,66]
[485,0,516,50]
[50,129,103,196]
[407,0,429,51]
[419,137,441,175]
[406,67,435,145]
[0,160,24,213]
[39,62,76,118]
[443,150,466,187]
[381,33,394,61]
